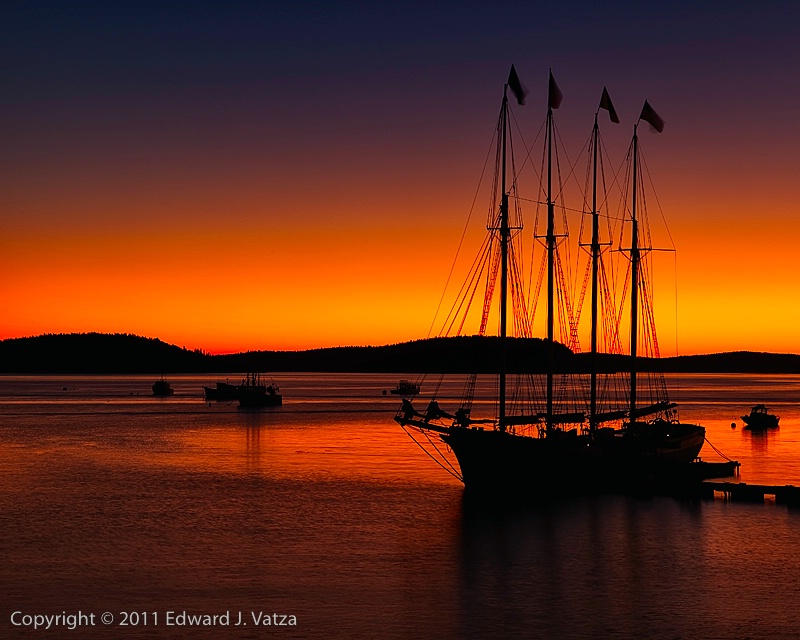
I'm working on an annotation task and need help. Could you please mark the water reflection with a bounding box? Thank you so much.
[245,422,264,471]
[455,492,800,640]
[743,427,772,455]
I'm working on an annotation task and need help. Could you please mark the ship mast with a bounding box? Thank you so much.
[497,64,526,433]
[589,112,600,431]
[545,80,555,435]
[499,86,509,432]
[589,87,619,429]
[629,124,640,426]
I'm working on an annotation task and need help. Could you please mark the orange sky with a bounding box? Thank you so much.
[2,3,799,355]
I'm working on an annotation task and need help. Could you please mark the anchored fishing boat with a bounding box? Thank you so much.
[152,375,174,396]
[203,380,239,401]
[395,67,715,495]
[386,380,421,396]
[237,372,282,408]
[203,374,282,406]
[742,404,779,430]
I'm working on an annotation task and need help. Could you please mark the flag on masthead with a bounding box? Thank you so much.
[548,70,563,109]
[507,65,527,105]
[639,100,665,132]
[599,87,620,124]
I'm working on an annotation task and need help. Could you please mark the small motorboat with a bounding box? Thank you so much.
[741,404,779,430]
[385,380,420,396]
[152,376,174,396]
[203,380,239,401]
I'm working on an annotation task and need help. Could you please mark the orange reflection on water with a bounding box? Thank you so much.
[185,420,459,486]
[57,410,462,488]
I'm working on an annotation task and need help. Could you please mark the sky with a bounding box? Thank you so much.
[2,1,799,355]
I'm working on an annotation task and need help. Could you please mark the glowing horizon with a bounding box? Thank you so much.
[2,3,800,357]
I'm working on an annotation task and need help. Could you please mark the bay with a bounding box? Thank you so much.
[1,373,799,639]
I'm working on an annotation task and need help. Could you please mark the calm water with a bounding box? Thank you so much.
[1,373,799,639]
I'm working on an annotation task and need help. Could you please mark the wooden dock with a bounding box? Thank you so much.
[699,481,800,506]
[633,463,800,507]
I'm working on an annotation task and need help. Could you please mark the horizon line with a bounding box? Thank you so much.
[2,331,799,360]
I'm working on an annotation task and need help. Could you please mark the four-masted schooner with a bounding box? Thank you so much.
[395,66,706,494]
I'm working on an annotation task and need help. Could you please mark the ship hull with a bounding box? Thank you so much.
[238,396,283,408]
[441,422,705,495]
[238,390,283,407]
[742,416,779,430]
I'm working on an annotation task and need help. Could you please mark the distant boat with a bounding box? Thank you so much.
[386,380,421,396]
[152,376,174,396]
[203,374,282,406]
[236,373,282,408]
[202,380,239,401]
[742,404,779,430]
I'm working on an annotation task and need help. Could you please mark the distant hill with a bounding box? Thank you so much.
[0,333,567,374]
[1,333,800,374]
[0,333,206,373]
[650,351,800,373]
[569,350,800,374]
[211,336,573,374]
